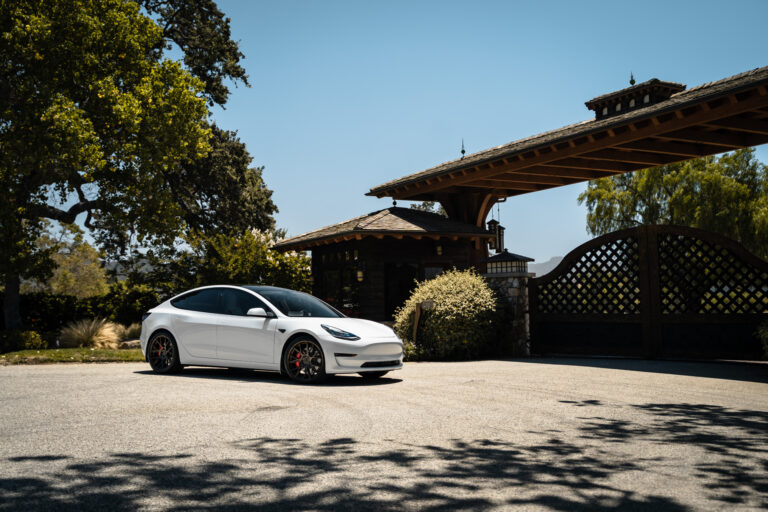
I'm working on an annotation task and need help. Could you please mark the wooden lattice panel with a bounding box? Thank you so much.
[658,234,768,314]
[537,237,641,315]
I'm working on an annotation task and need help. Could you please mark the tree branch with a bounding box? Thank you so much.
[31,199,102,224]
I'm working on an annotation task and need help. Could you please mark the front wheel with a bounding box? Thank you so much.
[284,338,327,384]
[147,331,182,374]
[359,371,389,379]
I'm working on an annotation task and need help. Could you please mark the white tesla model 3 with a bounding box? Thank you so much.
[140,285,404,383]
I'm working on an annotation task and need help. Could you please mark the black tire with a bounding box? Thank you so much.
[283,337,327,384]
[359,371,389,379]
[147,331,182,374]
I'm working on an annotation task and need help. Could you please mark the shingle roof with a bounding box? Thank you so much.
[481,249,534,263]
[273,207,492,251]
[368,65,768,197]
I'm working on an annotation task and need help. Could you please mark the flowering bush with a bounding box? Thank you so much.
[394,269,498,360]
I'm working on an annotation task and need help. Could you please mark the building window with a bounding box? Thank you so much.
[488,261,527,274]
[615,103,621,112]
[629,98,635,108]
[644,94,650,104]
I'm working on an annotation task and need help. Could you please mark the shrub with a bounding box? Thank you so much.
[394,269,498,361]
[59,319,120,349]
[11,282,163,334]
[122,323,142,340]
[0,330,47,353]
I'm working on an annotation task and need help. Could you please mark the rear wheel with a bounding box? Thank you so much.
[147,331,182,374]
[359,371,389,379]
[284,337,326,384]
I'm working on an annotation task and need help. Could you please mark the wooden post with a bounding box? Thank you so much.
[412,302,422,344]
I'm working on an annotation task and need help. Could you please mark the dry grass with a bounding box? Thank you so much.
[123,322,142,340]
[59,319,120,349]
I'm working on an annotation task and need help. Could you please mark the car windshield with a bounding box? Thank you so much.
[248,288,343,318]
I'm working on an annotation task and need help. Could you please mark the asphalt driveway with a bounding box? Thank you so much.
[1,358,767,510]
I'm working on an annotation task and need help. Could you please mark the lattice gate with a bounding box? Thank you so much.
[529,225,768,359]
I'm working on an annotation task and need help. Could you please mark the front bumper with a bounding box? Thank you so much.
[323,338,404,374]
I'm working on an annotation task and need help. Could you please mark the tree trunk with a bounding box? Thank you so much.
[3,275,21,330]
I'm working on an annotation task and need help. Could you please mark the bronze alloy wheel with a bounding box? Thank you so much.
[148,332,181,374]
[285,338,326,384]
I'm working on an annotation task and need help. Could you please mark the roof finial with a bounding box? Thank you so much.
[460,138,466,159]
[630,72,636,86]
[392,199,397,207]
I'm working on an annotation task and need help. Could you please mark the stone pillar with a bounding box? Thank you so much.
[482,272,532,355]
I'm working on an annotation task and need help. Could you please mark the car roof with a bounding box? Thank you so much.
[238,285,289,293]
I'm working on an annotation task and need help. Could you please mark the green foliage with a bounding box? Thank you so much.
[394,269,498,361]
[410,201,447,217]
[0,330,46,353]
[17,282,162,334]
[22,223,109,298]
[1,0,213,326]
[145,229,311,294]
[578,149,768,258]
[159,125,277,238]
[140,0,248,106]
[59,318,119,349]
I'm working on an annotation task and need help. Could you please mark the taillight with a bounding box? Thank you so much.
[141,312,151,322]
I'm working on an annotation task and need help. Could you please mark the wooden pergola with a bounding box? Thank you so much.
[367,66,768,227]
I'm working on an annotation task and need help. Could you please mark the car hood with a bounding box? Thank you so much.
[316,318,398,339]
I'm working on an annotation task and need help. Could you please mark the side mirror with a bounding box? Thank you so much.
[246,307,269,317]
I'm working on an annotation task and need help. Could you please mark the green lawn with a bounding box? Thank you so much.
[0,348,145,365]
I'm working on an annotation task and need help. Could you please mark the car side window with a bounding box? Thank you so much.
[171,289,222,314]
[219,289,270,316]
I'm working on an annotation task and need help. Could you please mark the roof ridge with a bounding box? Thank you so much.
[279,209,385,244]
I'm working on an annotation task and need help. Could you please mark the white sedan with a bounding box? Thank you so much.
[140,285,404,383]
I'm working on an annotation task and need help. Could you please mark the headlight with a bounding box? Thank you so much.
[321,324,360,341]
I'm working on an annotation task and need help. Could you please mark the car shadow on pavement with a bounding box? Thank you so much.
[516,357,768,383]
[3,401,767,510]
[133,368,402,387]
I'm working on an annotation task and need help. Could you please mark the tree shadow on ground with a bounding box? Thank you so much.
[516,357,768,383]
[571,401,768,506]
[0,436,686,511]
[133,368,402,387]
[3,403,766,510]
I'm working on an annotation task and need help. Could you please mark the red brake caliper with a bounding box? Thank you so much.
[295,351,301,367]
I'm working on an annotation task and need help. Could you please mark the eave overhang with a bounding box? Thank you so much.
[367,66,768,201]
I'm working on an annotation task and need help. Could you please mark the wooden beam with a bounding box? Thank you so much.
[619,139,722,158]
[579,148,675,166]
[476,193,496,227]
[656,127,751,147]
[476,174,580,186]
[703,116,768,135]
[518,166,613,180]
[464,180,543,191]
[546,157,642,173]
[460,182,542,192]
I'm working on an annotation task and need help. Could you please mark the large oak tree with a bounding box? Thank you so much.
[1,0,275,328]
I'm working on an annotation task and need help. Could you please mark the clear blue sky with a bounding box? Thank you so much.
[211,0,768,262]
